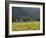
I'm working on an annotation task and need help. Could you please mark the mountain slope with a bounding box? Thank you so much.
[12,7,40,19]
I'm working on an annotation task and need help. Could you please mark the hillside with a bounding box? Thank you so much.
[12,7,40,20]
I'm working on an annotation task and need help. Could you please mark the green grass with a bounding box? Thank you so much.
[12,21,40,31]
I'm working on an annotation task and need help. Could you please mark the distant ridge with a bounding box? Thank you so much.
[12,7,40,19]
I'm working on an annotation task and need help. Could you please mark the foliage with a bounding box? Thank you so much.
[12,16,16,22]
[22,18,31,22]
[12,16,40,22]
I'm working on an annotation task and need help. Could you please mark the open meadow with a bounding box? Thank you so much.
[12,21,40,31]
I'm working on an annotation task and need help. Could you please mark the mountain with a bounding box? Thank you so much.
[12,7,40,19]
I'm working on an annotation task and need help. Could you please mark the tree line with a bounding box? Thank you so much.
[12,16,40,22]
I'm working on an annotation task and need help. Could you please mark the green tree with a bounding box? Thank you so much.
[12,16,16,22]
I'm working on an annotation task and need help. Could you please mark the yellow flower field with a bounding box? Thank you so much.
[12,21,40,31]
